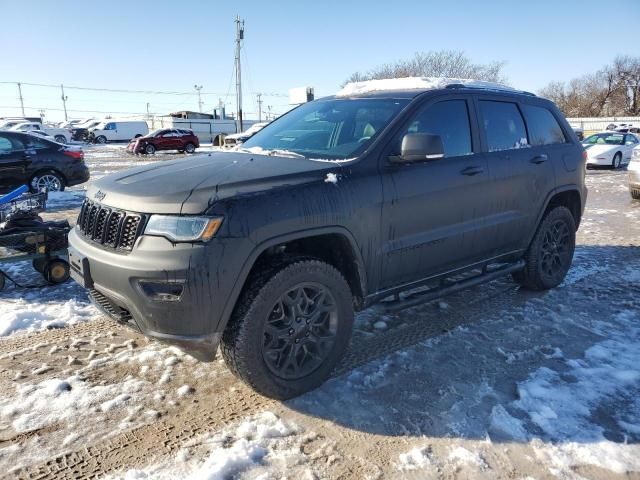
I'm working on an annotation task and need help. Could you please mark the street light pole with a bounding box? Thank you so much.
[17,82,25,116]
[257,93,263,122]
[235,16,244,132]
[60,84,68,122]
[194,85,203,113]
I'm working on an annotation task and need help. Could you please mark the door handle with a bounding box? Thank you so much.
[530,154,548,164]
[461,166,484,176]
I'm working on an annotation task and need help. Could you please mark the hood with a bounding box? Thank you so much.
[583,144,618,157]
[87,151,340,214]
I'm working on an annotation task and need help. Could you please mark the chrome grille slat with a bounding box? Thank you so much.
[77,199,145,251]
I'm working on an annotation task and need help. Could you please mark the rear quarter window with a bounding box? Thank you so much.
[479,100,529,152]
[522,105,566,146]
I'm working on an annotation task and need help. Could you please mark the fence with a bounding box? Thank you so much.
[566,116,640,134]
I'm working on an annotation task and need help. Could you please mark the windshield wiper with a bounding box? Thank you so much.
[267,149,306,159]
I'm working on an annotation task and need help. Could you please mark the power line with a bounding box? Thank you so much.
[0,81,287,97]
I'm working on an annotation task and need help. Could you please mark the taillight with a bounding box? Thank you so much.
[63,150,84,161]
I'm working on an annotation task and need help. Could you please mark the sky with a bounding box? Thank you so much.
[1,0,639,122]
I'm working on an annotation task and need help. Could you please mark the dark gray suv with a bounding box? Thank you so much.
[68,80,587,399]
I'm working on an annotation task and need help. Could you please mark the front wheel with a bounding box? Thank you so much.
[222,259,354,399]
[54,135,67,144]
[30,171,65,192]
[612,152,622,169]
[512,206,576,290]
[145,144,156,154]
[95,135,107,144]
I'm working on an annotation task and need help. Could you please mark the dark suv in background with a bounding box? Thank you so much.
[68,80,586,399]
[127,128,200,155]
[0,131,89,193]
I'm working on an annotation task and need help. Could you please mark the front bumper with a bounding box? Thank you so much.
[586,155,613,166]
[68,228,232,360]
[629,163,640,192]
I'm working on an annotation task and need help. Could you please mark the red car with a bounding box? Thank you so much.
[127,128,199,155]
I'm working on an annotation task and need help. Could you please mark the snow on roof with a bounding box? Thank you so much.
[336,77,515,97]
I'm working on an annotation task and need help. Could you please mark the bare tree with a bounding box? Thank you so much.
[344,50,507,85]
[539,56,640,117]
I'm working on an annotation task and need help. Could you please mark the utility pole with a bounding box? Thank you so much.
[17,82,25,116]
[235,16,244,132]
[60,84,68,121]
[257,93,263,122]
[146,102,151,118]
[194,85,203,113]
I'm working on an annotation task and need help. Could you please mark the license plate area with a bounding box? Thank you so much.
[68,245,93,288]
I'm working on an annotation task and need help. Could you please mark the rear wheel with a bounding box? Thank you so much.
[54,135,67,144]
[30,170,65,192]
[43,259,70,284]
[222,259,354,399]
[184,143,196,154]
[513,206,576,290]
[612,152,622,169]
[145,144,156,154]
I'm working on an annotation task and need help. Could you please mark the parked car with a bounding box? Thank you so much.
[87,120,149,144]
[8,122,71,144]
[0,131,89,193]
[582,132,639,168]
[28,130,57,141]
[224,122,269,148]
[570,125,584,141]
[629,146,640,200]
[70,119,102,142]
[126,128,199,155]
[68,78,586,399]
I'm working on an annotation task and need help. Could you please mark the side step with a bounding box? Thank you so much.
[380,260,525,312]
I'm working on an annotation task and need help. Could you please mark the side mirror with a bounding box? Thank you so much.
[392,133,444,163]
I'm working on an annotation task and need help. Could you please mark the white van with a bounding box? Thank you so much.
[89,120,149,143]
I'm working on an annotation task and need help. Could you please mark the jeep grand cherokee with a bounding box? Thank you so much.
[68,78,587,399]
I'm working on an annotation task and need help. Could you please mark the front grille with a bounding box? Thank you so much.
[77,199,146,251]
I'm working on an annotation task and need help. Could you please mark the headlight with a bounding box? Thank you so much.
[144,215,222,242]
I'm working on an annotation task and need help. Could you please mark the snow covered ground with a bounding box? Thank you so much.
[0,149,639,479]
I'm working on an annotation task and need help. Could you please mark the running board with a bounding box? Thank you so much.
[380,260,525,312]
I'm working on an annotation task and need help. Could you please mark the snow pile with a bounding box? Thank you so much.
[324,172,338,184]
[0,374,146,433]
[397,446,432,470]
[111,412,302,480]
[448,446,487,469]
[1,296,98,336]
[513,310,640,441]
[336,77,514,97]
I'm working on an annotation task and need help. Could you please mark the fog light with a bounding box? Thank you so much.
[139,281,184,302]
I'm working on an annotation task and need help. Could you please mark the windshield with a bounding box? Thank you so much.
[583,133,624,145]
[241,98,409,160]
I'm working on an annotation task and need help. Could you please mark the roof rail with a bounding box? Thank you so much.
[445,83,536,96]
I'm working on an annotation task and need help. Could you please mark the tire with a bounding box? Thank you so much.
[54,135,67,144]
[30,170,65,192]
[512,206,576,291]
[612,152,622,169]
[95,135,107,144]
[184,143,196,154]
[43,259,70,284]
[145,144,156,154]
[222,258,354,399]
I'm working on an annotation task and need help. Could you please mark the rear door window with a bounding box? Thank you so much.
[522,105,566,146]
[479,100,528,151]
